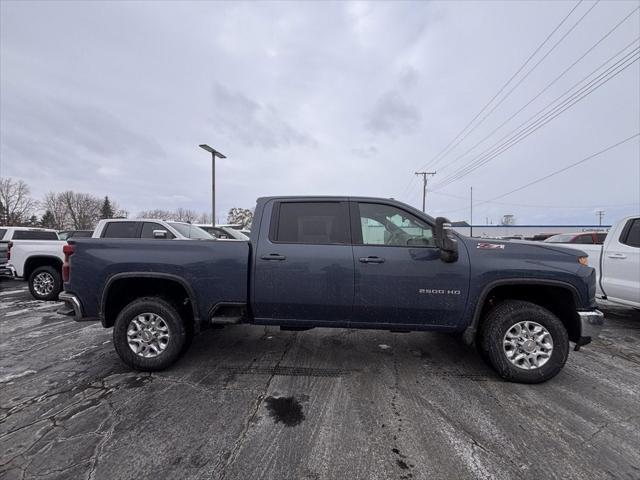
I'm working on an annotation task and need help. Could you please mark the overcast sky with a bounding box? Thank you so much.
[1,0,639,225]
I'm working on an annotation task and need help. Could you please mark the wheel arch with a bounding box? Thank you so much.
[24,256,63,280]
[464,279,582,345]
[101,273,200,332]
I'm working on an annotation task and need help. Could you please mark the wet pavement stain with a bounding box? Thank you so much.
[264,396,305,427]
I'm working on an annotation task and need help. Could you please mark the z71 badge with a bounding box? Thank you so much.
[476,243,505,250]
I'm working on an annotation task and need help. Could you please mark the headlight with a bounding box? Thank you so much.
[578,256,589,266]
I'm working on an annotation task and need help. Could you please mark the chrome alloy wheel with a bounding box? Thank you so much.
[127,313,170,358]
[503,321,553,370]
[33,272,55,296]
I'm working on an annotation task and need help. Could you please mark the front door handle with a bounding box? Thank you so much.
[359,256,385,264]
[261,253,286,261]
[607,253,627,259]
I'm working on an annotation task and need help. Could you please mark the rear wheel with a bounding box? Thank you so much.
[28,266,62,301]
[479,300,569,383]
[113,297,187,371]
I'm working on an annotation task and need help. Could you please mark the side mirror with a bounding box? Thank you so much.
[435,217,459,263]
[153,229,168,239]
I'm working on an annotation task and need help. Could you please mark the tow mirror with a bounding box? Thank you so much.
[435,217,459,263]
[153,229,168,239]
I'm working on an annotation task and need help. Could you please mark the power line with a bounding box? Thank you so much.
[428,189,639,210]
[432,48,639,190]
[476,133,639,206]
[435,8,640,177]
[418,0,587,172]
[427,0,602,173]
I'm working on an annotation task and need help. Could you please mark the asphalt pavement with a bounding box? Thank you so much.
[1,278,639,480]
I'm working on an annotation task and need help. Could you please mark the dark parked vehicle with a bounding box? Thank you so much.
[58,230,93,240]
[544,232,607,245]
[60,196,603,383]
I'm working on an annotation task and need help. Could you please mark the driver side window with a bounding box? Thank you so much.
[358,203,435,247]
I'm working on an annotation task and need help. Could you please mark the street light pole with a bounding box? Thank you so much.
[199,144,227,226]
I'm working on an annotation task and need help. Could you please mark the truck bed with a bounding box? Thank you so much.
[67,238,250,322]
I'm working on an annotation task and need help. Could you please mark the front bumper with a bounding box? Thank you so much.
[58,292,86,321]
[575,309,604,349]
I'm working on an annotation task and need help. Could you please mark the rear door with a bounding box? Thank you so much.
[351,201,469,327]
[253,200,354,323]
[601,218,640,305]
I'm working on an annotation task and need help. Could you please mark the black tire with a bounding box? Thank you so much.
[113,297,188,371]
[479,300,569,384]
[28,266,62,301]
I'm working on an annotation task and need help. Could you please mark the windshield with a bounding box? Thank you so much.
[168,223,214,239]
[544,234,575,243]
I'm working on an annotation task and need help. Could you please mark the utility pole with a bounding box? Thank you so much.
[470,186,473,238]
[596,210,605,226]
[414,171,436,212]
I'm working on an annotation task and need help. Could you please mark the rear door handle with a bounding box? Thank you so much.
[607,253,627,259]
[261,254,286,261]
[359,256,385,264]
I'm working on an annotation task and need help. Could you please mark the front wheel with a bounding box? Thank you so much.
[479,300,569,384]
[28,266,62,301]
[113,297,188,371]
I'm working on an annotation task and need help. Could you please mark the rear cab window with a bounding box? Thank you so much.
[271,202,349,244]
[11,230,59,240]
[0,229,7,240]
[102,222,140,238]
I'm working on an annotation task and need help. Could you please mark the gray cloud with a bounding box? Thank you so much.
[364,91,421,136]
[210,83,315,150]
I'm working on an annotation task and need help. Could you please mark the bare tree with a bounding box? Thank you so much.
[0,177,37,225]
[174,208,198,223]
[137,209,174,220]
[197,212,212,225]
[60,191,102,229]
[43,192,70,229]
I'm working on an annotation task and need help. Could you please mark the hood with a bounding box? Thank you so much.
[460,237,587,258]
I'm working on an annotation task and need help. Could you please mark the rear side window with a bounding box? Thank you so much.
[0,229,6,240]
[595,233,607,244]
[620,219,640,248]
[12,230,59,240]
[141,222,175,239]
[273,202,349,244]
[102,222,140,238]
[575,234,593,244]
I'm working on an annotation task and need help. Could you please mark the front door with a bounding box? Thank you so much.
[253,200,354,324]
[351,201,469,327]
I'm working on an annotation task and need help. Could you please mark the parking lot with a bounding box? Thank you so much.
[0,279,639,480]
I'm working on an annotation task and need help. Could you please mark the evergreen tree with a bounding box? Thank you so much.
[41,210,56,228]
[101,196,114,219]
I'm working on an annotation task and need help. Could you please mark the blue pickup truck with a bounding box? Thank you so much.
[60,196,604,383]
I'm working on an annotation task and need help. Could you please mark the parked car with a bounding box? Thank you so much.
[557,216,639,309]
[58,230,93,240]
[195,224,249,240]
[0,227,65,300]
[60,196,603,383]
[92,219,213,240]
[544,232,607,245]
